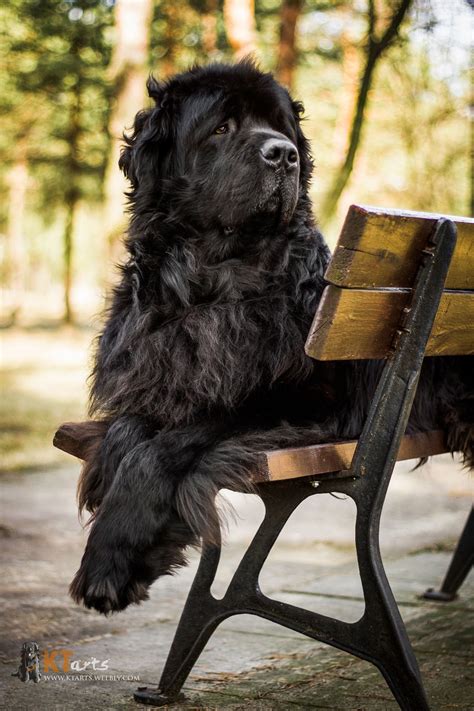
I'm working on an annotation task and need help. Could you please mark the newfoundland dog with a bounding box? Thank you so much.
[70,61,473,614]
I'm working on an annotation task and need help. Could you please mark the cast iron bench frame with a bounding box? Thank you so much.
[55,206,474,711]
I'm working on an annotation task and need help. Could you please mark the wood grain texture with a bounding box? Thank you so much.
[54,421,446,484]
[255,430,446,482]
[53,420,109,460]
[305,286,474,360]
[325,204,474,290]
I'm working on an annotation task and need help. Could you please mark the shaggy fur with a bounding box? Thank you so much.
[70,61,473,615]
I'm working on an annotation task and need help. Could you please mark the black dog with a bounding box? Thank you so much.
[70,61,473,615]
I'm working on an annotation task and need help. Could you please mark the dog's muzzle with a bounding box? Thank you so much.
[259,138,299,173]
[255,135,299,224]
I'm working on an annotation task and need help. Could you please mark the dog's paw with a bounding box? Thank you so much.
[69,548,149,615]
[84,577,149,615]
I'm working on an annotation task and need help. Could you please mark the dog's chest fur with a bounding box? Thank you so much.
[91,233,324,428]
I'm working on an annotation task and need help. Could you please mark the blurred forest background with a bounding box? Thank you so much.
[0,0,472,471]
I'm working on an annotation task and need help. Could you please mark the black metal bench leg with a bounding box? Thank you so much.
[353,491,430,711]
[134,483,310,707]
[134,541,224,706]
[422,507,474,602]
[373,648,430,711]
[340,218,457,710]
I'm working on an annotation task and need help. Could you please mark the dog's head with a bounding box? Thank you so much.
[119,61,313,233]
[21,642,39,664]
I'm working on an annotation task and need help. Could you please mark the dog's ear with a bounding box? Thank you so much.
[119,76,172,190]
[118,109,153,188]
[291,100,313,191]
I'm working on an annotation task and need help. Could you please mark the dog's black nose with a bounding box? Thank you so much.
[260,138,298,171]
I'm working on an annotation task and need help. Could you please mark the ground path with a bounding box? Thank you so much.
[1,456,472,710]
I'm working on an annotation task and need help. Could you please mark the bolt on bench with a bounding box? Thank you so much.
[54,205,474,711]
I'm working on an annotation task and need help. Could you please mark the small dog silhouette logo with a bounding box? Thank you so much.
[12,642,41,683]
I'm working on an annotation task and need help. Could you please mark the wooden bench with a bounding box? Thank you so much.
[54,205,474,710]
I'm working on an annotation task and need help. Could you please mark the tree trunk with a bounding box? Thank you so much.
[276,0,304,91]
[319,0,412,227]
[319,50,378,226]
[5,149,28,324]
[103,0,154,271]
[223,0,257,59]
[161,3,181,78]
[202,0,218,57]
[63,192,78,324]
[63,70,83,324]
[333,21,360,164]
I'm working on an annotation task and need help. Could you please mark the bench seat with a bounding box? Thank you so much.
[54,422,446,484]
[257,429,446,482]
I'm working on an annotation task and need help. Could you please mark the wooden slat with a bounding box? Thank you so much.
[305,286,474,360]
[255,430,447,482]
[325,205,474,290]
[53,420,109,459]
[54,421,447,485]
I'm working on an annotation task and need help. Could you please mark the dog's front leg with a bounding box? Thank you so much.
[78,414,155,514]
[70,424,221,614]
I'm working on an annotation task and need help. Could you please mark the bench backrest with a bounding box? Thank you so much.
[305,205,474,360]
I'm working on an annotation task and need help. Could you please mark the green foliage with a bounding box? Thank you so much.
[0,0,470,319]
[0,0,113,223]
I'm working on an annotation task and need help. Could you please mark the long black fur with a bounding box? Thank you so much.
[70,61,473,615]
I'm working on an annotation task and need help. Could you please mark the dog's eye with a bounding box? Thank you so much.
[214,123,229,135]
